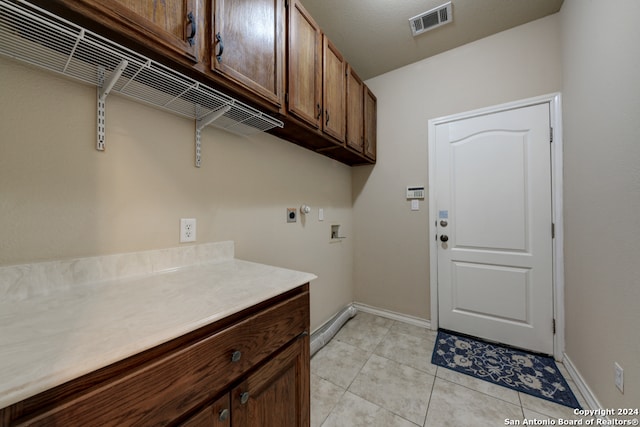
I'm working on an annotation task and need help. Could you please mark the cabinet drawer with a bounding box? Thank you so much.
[14,290,309,427]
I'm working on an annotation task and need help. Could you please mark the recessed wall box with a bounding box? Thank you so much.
[331,224,345,240]
[406,186,425,199]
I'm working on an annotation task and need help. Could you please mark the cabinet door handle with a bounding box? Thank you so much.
[316,104,321,120]
[231,350,242,362]
[240,392,250,405]
[186,12,196,46]
[325,110,329,126]
[218,408,230,422]
[216,32,224,63]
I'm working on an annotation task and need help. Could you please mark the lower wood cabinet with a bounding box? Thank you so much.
[179,395,231,427]
[0,285,310,427]
[179,337,308,427]
[231,337,309,426]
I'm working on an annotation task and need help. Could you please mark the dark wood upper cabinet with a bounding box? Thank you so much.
[36,0,202,63]
[212,0,285,109]
[364,86,377,161]
[346,66,364,153]
[322,37,346,144]
[22,0,375,165]
[111,0,199,60]
[287,0,322,129]
[281,0,375,164]
[287,0,346,144]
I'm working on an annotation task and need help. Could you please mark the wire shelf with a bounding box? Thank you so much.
[0,0,284,136]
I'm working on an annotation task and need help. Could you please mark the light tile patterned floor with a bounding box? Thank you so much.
[311,312,591,427]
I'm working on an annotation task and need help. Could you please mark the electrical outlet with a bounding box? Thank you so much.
[614,362,624,393]
[287,208,297,223]
[180,218,196,243]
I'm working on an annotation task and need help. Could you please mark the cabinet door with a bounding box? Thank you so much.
[213,0,285,108]
[232,336,310,427]
[179,395,230,427]
[364,86,377,160]
[101,0,199,61]
[322,37,346,143]
[346,66,364,152]
[287,0,322,129]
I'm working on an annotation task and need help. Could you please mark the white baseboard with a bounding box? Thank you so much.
[353,302,432,330]
[562,352,604,413]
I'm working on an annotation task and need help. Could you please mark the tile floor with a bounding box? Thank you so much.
[311,312,591,427]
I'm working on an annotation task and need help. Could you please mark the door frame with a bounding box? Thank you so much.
[427,93,565,360]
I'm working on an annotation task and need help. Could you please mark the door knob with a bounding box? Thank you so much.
[440,235,449,242]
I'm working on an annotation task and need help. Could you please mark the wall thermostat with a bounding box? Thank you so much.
[406,186,425,199]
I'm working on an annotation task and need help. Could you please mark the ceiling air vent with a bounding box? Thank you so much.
[409,1,453,37]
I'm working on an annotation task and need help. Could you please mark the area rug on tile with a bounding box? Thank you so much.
[431,330,581,409]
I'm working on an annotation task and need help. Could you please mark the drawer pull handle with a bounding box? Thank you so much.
[186,12,196,46]
[231,350,242,362]
[218,408,229,421]
[216,32,224,63]
[240,392,250,405]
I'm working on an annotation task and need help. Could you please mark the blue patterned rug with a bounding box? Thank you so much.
[431,330,581,409]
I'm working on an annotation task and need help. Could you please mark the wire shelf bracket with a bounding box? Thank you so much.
[195,104,232,167]
[97,60,128,150]
[0,0,284,163]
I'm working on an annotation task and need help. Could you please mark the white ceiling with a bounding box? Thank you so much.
[299,0,564,80]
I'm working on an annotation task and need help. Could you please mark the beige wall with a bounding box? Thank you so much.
[561,0,640,410]
[4,1,638,410]
[0,58,353,330]
[354,14,562,319]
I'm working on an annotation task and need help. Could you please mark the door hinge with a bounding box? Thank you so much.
[551,222,555,239]
[550,126,553,143]
[552,319,556,334]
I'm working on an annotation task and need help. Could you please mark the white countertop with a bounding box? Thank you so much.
[0,244,316,409]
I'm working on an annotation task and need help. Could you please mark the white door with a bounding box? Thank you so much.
[435,103,554,354]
